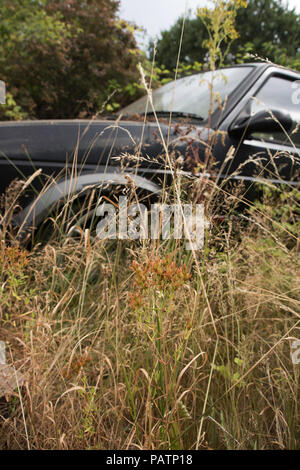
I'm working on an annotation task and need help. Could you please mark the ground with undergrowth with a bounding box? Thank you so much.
[0,182,299,450]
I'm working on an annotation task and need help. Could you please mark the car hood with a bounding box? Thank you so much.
[0,118,208,168]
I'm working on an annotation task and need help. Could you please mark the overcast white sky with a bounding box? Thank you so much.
[119,0,300,48]
[119,0,201,39]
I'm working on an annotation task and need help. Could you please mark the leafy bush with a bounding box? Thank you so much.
[0,0,143,120]
[151,0,300,71]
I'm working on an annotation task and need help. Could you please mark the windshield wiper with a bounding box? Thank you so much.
[146,111,204,121]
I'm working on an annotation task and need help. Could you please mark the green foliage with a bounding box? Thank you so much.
[213,357,245,387]
[197,0,247,70]
[151,0,300,71]
[148,14,208,71]
[0,246,34,316]
[0,92,27,120]
[0,0,143,120]
[232,0,300,67]
[0,1,69,52]
[252,185,300,242]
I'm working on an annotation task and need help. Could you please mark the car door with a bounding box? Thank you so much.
[228,72,300,186]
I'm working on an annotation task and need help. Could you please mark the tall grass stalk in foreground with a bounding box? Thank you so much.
[0,182,299,449]
[0,0,299,450]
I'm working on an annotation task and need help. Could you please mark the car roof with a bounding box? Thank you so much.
[226,61,300,76]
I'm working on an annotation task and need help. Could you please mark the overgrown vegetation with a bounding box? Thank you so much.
[3,0,300,122]
[0,176,299,450]
[0,0,145,120]
[0,0,299,451]
[151,0,300,75]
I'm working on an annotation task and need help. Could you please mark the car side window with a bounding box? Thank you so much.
[248,75,300,147]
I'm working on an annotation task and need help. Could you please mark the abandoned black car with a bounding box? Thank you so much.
[0,62,299,235]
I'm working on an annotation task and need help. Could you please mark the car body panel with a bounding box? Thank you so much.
[12,170,161,233]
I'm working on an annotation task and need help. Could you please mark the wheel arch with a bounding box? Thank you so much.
[12,171,161,235]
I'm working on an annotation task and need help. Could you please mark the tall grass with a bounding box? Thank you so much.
[0,170,299,449]
[0,0,299,450]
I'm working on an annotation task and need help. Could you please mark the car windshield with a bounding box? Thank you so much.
[121,66,253,121]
